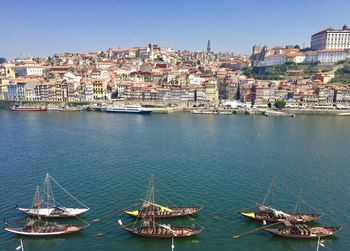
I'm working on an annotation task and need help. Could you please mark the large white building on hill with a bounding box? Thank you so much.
[311,25,350,50]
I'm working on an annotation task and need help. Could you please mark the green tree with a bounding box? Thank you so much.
[243,67,253,77]
[274,100,286,109]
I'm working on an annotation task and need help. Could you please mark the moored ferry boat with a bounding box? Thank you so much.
[11,104,47,112]
[106,105,152,114]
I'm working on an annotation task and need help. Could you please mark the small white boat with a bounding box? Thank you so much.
[106,105,152,114]
[59,106,85,112]
[17,174,89,218]
[47,106,61,111]
[17,207,89,218]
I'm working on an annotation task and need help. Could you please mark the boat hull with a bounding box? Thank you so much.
[264,226,342,239]
[106,110,152,114]
[239,212,322,223]
[125,206,203,218]
[11,107,47,112]
[17,207,89,218]
[123,226,203,238]
[4,225,86,236]
[106,105,152,114]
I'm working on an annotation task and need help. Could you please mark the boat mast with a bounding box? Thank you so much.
[141,176,156,230]
[149,177,156,230]
[293,190,301,214]
[32,186,42,209]
[261,177,275,209]
[268,176,275,209]
[30,186,42,226]
[44,174,55,209]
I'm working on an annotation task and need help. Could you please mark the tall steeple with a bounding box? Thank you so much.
[207,40,211,53]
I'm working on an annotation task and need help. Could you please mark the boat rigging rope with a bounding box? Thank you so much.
[74,214,90,226]
[143,180,205,229]
[275,180,340,226]
[277,180,325,214]
[38,188,90,226]
[92,202,140,223]
[96,219,137,237]
[48,175,89,209]
[213,206,255,220]
[262,177,274,206]
[233,221,282,239]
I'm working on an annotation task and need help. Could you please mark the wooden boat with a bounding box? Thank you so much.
[4,219,86,236]
[17,174,89,218]
[125,201,202,219]
[240,178,321,223]
[122,223,203,238]
[5,178,88,237]
[264,222,342,239]
[124,179,202,219]
[120,177,203,238]
[240,204,321,223]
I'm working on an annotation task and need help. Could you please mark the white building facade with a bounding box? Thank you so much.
[305,49,347,64]
[255,54,287,66]
[311,25,350,50]
[14,66,48,77]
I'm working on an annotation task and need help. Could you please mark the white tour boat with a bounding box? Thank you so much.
[106,105,152,114]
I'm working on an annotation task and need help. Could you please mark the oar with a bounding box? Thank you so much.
[92,202,140,223]
[213,207,254,220]
[233,222,282,239]
[95,228,119,237]
[95,219,137,236]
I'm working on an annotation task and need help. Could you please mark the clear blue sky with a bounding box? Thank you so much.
[1,0,350,59]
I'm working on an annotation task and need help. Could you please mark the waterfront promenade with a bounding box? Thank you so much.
[1,100,349,116]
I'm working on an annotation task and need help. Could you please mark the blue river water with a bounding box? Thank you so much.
[0,111,349,251]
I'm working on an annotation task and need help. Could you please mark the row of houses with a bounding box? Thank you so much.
[2,75,350,105]
[0,77,220,103]
[238,80,350,104]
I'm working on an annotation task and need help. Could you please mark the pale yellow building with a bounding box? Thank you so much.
[204,81,218,103]
[0,78,10,100]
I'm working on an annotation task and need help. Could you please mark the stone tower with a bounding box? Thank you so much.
[207,40,211,53]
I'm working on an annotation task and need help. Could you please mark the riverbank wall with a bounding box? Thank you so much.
[1,100,349,116]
